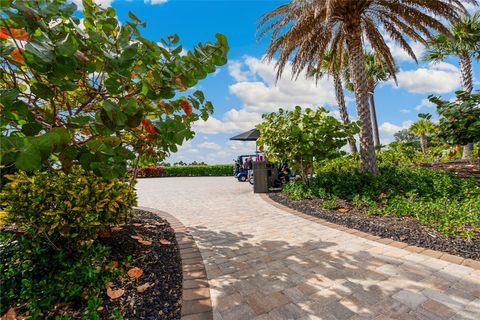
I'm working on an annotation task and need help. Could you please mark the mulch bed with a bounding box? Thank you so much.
[269,193,480,261]
[98,209,182,319]
[419,159,480,183]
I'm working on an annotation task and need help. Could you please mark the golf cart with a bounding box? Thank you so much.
[234,154,257,183]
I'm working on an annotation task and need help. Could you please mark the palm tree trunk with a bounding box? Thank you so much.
[420,134,427,154]
[333,73,357,154]
[346,28,379,175]
[459,52,473,159]
[369,91,380,147]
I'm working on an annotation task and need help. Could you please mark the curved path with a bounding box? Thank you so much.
[137,177,480,320]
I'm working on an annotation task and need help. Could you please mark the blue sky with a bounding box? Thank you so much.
[76,0,480,164]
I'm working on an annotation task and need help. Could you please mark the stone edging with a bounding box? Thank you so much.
[135,207,213,320]
[258,195,480,271]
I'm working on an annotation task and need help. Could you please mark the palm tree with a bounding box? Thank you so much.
[308,51,357,154]
[345,52,397,147]
[258,0,474,175]
[425,11,480,159]
[409,119,437,154]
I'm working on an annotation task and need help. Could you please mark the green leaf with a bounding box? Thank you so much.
[56,33,78,56]
[21,122,43,136]
[31,82,54,100]
[16,143,42,171]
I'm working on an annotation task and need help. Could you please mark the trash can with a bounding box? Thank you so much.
[253,161,276,193]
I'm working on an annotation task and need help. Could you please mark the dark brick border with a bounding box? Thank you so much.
[259,195,480,270]
[135,207,213,320]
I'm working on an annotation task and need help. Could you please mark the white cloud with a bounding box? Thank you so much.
[228,60,250,82]
[146,0,167,3]
[391,62,460,94]
[415,98,435,111]
[400,109,411,114]
[73,0,114,10]
[379,120,413,135]
[387,40,425,63]
[198,142,222,150]
[195,56,338,135]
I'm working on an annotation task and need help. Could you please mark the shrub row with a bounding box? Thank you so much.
[284,161,480,239]
[131,165,233,178]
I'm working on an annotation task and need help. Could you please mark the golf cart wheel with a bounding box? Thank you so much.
[238,175,247,182]
[248,176,254,185]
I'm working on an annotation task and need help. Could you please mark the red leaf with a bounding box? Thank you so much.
[106,286,124,300]
[0,27,29,40]
[180,100,192,115]
[11,48,24,64]
[141,119,156,134]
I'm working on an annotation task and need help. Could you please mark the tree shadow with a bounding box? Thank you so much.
[188,226,480,320]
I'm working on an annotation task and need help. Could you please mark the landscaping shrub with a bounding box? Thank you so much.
[0,233,120,319]
[284,164,480,239]
[163,164,233,177]
[131,164,233,177]
[0,167,137,250]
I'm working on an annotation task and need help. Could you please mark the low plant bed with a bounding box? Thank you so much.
[269,192,480,261]
[419,159,480,183]
[0,209,182,319]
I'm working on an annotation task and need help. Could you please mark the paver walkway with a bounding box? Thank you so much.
[137,177,480,320]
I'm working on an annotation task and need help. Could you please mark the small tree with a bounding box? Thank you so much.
[408,115,437,154]
[256,106,360,183]
[0,0,229,180]
[429,91,480,159]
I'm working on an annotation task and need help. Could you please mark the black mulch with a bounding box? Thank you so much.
[98,209,182,320]
[269,193,480,261]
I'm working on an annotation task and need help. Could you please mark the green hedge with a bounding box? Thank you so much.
[133,165,233,177]
[163,165,233,177]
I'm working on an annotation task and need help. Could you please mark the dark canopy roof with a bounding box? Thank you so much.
[229,129,260,141]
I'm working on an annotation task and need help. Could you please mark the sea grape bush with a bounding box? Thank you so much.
[0,0,229,179]
[257,106,360,183]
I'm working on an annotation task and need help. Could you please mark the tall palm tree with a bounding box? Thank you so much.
[308,51,357,154]
[409,119,437,154]
[425,11,480,159]
[345,52,397,147]
[258,0,474,175]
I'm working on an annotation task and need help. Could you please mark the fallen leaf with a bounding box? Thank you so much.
[136,282,151,293]
[378,193,387,199]
[132,223,142,227]
[127,267,144,279]
[97,306,104,311]
[105,260,119,270]
[143,224,156,229]
[336,208,350,213]
[138,239,152,246]
[130,235,142,240]
[111,226,123,232]
[2,308,16,320]
[159,239,171,245]
[106,287,124,300]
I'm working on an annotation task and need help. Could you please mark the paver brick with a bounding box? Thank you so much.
[136,177,480,320]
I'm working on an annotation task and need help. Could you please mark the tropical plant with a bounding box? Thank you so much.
[0,167,137,250]
[345,52,397,147]
[307,51,357,154]
[0,0,229,180]
[425,11,480,159]
[408,115,437,154]
[257,0,475,175]
[256,106,360,183]
[429,91,480,158]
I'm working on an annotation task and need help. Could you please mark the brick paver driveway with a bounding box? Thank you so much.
[137,177,480,320]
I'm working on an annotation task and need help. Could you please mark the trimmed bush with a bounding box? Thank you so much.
[0,167,137,250]
[131,164,233,178]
